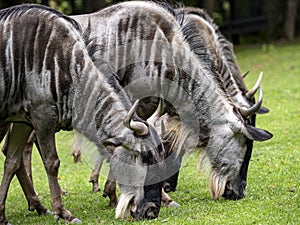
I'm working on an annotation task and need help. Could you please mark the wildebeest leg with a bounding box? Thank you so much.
[71,132,82,163]
[33,137,67,196]
[5,128,66,198]
[72,149,81,163]
[31,108,80,223]
[103,167,117,208]
[3,127,35,183]
[161,189,180,208]
[2,126,49,217]
[0,123,33,224]
[36,133,78,222]
[161,189,172,207]
[0,124,9,143]
[23,130,36,186]
[89,155,105,193]
[0,124,10,152]
[163,171,180,193]
[15,165,49,215]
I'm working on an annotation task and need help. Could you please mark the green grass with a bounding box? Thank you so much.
[1,40,300,224]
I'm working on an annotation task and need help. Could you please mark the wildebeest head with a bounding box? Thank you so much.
[102,101,165,220]
[175,7,270,200]
[222,73,269,200]
[202,87,272,200]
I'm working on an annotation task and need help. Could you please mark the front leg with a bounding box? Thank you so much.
[36,132,80,223]
[89,153,106,193]
[32,106,81,223]
[103,166,117,208]
[22,130,37,184]
[71,132,83,163]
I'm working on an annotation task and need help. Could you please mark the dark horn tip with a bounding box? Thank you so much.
[257,106,269,114]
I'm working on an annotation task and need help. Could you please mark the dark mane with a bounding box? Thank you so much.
[149,0,176,16]
[176,10,227,94]
[0,4,81,32]
[82,20,104,59]
[184,8,214,25]
[180,7,247,92]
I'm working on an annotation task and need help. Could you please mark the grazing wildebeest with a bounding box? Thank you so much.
[0,4,166,223]
[70,0,272,201]
[2,1,273,214]
[68,1,272,202]
[65,5,269,203]
[174,7,270,199]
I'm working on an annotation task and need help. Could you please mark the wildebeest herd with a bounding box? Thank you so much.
[0,1,273,224]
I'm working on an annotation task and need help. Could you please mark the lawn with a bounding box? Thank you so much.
[0,40,299,224]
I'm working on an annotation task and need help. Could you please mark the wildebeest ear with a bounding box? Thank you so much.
[102,137,123,147]
[244,125,273,141]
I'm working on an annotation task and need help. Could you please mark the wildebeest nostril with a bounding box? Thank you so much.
[145,206,159,219]
[222,180,246,200]
[130,210,138,219]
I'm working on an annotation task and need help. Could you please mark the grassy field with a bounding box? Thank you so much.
[1,40,300,224]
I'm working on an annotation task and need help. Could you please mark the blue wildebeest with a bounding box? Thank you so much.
[70,0,272,202]
[1,1,273,213]
[174,7,269,199]
[68,1,272,202]
[69,4,269,202]
[0,4,166,223]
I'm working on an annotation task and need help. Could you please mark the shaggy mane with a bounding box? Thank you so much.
[198,152,227,199]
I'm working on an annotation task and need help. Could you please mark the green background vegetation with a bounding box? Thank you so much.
[0,40,299,224]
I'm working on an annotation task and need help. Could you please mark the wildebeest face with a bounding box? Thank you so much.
[222,113,256,200]
[223,91,269,200]
[205,114,272,200]
[130,124,165,220]
[104,124,165,220]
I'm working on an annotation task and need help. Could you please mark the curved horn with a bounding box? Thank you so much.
[123,100,140,128]
[123,100,149,136]
[147,98,164,126]
[239,85,263,118]
[129,120,148,136]
[242,70,250,79]
[245,72,263,99]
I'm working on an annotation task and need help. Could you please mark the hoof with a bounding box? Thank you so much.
[45,210,53,215]
[169,201,180,207]
[109,201,117,208]
[54,215,60,221]
[93,187,101,193]
[71,218,82,224]
[60,189,68,196]
[73,154,82,163]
